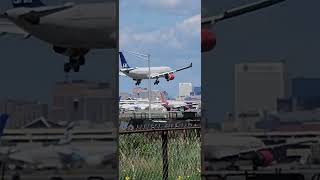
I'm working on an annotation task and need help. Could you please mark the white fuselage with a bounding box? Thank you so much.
[120,99,165,111]
[166,100,187,108]
[9,142,115,169]
[5,2,116,49]
[121,66,171,80]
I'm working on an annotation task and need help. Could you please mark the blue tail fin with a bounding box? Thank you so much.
[0,113,9,138]
[119,52,130,68]
[12,0,45,8]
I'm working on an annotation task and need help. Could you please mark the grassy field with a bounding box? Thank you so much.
[119,130,201,180]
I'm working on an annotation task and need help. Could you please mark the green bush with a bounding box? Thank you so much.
[119,130,201,180]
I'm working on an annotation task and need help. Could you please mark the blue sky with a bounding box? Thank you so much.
[119,0,201,98]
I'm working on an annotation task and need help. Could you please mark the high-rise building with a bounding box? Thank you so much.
[179,83,193,99]
[291,77,320,110]
[119,92,132,100]
[0,99,48,129]
[234,62,288,121]
[49,80,116,125]
[132,87,162,101]
[193,86,201,96]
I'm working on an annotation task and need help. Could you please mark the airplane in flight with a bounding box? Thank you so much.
[0,0,116,72]
[201,0,286,52]
[119,52,192,86]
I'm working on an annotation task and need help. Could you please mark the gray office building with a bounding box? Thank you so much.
[49,80,115,125]
[0,99,48,129]
[234,62,288,122]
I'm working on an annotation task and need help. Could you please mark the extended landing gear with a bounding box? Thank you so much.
[64,56,86,73]
[64,63,72,73]
[135,80,142,86]
[79,56,85,66]
[154,79,160,85]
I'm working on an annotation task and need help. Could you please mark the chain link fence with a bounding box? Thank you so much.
[119,128,201,180]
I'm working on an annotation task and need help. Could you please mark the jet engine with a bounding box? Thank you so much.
[253,150,274,167]
[201,28,216,52]
[53,46,90,57]
[22,11,40,25]
[238,149,273,169]
[165,73,175,81]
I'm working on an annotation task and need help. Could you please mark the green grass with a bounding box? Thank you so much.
[119,130,201,180]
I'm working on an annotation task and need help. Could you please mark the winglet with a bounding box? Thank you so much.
[202,0,286,25]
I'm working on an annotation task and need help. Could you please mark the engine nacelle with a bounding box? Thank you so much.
[254,150,273,167]
[53,46,90,57]
[165,73,175,81]
[201,28,216,52]
[23,12,40,25]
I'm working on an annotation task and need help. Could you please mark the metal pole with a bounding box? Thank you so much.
[122,50,152,119]
[162,131,168,180]
[148,54,151,120]
[1,161,5,180]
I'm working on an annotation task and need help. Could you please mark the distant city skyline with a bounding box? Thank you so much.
[203,0,320,125]
[119,84,201,99]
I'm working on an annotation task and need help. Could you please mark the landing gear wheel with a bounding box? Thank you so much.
[135,80,141,86]
[79,56,85,66]
[73,63,80,72]
[70,57,77,65]
[64,63,71,73]
[154,80,160,85]
[69,57,80,72]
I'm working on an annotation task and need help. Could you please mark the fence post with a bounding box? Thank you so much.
[162,131,169,180]
[1,161,5,180]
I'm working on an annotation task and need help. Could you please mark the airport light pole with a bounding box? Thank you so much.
[122,50,152,120]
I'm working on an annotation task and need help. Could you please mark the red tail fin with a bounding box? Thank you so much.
[160,92,168,105]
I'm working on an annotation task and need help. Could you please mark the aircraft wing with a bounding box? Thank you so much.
[9,153,35,164]
[202,0,286,25]
[24,3,75,18]
[119,72,127,76]
[150,63,192,79]
[6,3,75,25]
[0,18,28,36]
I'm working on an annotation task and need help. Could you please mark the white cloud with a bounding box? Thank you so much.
[142,0,183,9]
[120,0,199,15]
[120,14,200,50]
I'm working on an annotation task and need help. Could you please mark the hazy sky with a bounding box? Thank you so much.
[202,0,320,124]
[119,0,201,98]
[0,0,117,104]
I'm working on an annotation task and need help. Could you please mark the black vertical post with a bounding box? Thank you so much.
[162,131,168,180]
[1,161,5,180]
[73,98,79,123]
